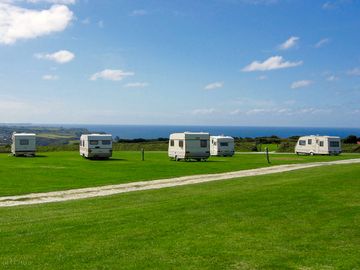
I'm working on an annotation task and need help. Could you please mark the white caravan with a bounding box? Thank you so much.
[295,135,341,155]
[210,136,235,156]
[168,132,210,161]
[11,133,36,156]
[80,134,113,159]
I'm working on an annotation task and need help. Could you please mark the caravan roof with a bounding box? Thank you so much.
[170,132,210,139]
[211,135,234,140]
[303,135,340,139]
[13,133,36,137]
[81,134,112,139]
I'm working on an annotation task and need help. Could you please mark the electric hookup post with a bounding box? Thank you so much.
[141,148,145,161]
[266,147,270,164]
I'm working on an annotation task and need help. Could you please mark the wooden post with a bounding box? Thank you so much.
[266,147,270,164]
[141,148,145,161]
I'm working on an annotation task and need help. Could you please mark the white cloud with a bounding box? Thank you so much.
[124,82,148,88]
[242,56,303,72]
[97,20,104,28]
[326,75,339,81]
[130,9,148,16]
[42,74,58,80]
[322,1,337,10]
[291,80,313,89]
[90,69,134,81]
[192,108,216,115]
[322,1,353,10]
[26,0,76,4]
[347,67,360,76]
[204,82,224,90]
[246,108,267,115]
[35,50,75,63]
[0,3,74,45]
[278,36,299,50]
[315,38,330,48]
[257,75,267,80]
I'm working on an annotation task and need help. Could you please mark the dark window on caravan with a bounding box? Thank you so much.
[178,140,184,148]
[102,140,111,145]
[320,141,324,147]
[90,140,99,145]
[220,142,229,147]
[200,140,207,148]
[20,139,29,145]
[330,141,340,147]
[308,139,312,145]
[170,140,174,146]
[299,140,306,146]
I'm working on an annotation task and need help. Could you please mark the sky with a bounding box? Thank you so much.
[0,0,359,127]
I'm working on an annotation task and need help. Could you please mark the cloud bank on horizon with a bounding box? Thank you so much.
[0,0,359,127]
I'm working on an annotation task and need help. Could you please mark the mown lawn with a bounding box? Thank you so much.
[0,151,359,196]
[0,164,359,269]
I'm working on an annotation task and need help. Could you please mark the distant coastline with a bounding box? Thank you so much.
[3,124,358,139]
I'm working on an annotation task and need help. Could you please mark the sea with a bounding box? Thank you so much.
[48,124,360,139]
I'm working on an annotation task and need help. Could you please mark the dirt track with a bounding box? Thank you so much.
[1,158,359,208]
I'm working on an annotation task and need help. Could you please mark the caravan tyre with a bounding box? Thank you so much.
[310,152,314,156]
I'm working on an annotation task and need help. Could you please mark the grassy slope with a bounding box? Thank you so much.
[0,164,359,269]
[0,151,359,196]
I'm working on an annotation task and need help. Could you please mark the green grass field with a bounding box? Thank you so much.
[0,151,359,196]
[0,164,359,269]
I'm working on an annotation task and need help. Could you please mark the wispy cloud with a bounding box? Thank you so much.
[347,67,360,76]
[26,0,76,4]
[257,75,268,80]
[314,38,331,48]
[242,56,303,72]
[192,108,216,115]
[98,20,104,28]
[130,9,148,16]
[35,50,75,64]
[322,1,337,10]
[278,36,299,50]
[322,0,353,10]
[90,69,134,81]
[204,82,224,90]
[0,3,73,44]
[124,82,149,88]
[42,74,59,80]
[81,17,90,24]
[291,80,313,89]
[326,75,339,81]
[235,0,279,5]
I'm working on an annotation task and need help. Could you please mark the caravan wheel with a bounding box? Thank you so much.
[310,152,314,156]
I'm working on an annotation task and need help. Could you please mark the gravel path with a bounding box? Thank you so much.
[1,158,359,208]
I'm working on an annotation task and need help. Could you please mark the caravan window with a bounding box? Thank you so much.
[200,140,207,148]
[320,141,324,147]
[220,142,229,147]
[178,140,184,148]
[102,140,111,145]
[20,139,29,145]
[170,140,174,147]
[90,140,99,145]
[330,141,340,147]
[299,140,306,146]
[308,139,312,145]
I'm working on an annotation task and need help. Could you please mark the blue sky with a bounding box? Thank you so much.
[0,0,359,127]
